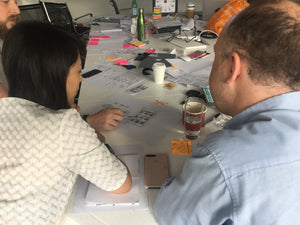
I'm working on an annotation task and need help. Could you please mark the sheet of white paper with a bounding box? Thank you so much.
[87,94,181,145]
[85,178,140,207]
[87,38,124,51]
[86,153,141,206]
[165,58,213,87]
[119,154,140,177]
[165,67,186,78]
[71,145,147,213]
[181,18,195,31]
[87,28,132,51]
[102,48,140,61]
[166,58,212,74]
[100,22,122,33]
[82,63,145,92]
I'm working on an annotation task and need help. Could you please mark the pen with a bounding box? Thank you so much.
[91,202,139,207]
[205,113,221,125]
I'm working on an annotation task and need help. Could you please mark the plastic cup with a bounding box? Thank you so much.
[183,97,207,140]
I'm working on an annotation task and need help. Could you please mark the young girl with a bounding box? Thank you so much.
[0,21,132,224]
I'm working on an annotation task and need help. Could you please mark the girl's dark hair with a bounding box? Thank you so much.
[2,21,86,109]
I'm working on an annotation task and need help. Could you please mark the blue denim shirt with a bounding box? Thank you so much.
[154,91,300,225]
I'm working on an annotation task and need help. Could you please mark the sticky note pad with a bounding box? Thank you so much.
[99,35,110,39]
[88,36,101,46]
[171,139,192,155]
[123,44,133,49]
[88,39,100,45]
[131,41,145,48]
[146,48,156,53]
[91,35,101,39]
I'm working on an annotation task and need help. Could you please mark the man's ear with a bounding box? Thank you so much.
[226,52,242,84]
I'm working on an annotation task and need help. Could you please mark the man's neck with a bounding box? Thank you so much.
[232,83,293,116]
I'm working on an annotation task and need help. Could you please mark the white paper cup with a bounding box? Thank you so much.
[152,62,166,84]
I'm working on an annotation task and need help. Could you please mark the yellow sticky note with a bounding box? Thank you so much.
[171,138,192,155]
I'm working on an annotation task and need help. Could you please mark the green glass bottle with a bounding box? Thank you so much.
[137,8,146,41]
[132,0,138,18]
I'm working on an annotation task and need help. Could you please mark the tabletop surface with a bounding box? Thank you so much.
[61,20,219,225]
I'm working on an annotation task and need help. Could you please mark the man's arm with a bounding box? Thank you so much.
[154,145,233,225]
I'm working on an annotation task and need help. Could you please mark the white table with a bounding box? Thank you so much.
[61,30,218,225]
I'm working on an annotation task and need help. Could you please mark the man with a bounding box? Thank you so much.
[0,1,123,131]
[154,0,300,224]
[0,0,19,98]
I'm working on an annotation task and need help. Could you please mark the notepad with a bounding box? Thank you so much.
[72,145,148,213]
[85,153,145,208]
[85,178,140,207]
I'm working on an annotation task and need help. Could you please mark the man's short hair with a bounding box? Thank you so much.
[222,0,300,90]
[2,21,86,110]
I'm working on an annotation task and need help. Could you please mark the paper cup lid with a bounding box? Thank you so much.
[187,2,195,7]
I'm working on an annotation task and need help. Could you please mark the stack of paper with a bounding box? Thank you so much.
[71,145,147,213]
[169,38,207,51]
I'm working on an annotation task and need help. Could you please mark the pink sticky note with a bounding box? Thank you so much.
[146,48,156,53]
[123,44,133,49]
[100,36,110,39]
[115,59,129,65]
[88,40,100,45]
[88,36,101,45]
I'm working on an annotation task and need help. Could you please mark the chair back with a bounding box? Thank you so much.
[40,1,76,33]
[19,3,48,23]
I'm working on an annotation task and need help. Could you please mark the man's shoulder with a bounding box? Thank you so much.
[200,110,300,178]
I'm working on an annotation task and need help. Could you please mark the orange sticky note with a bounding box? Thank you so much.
[131,41,145,48]
[106,56,118,61]
[171,64,180,70]
[164,83,175,89]
[154,100,167,106]
[171,139,192,155]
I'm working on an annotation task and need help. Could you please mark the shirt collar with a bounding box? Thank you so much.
[225,91,300,129]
